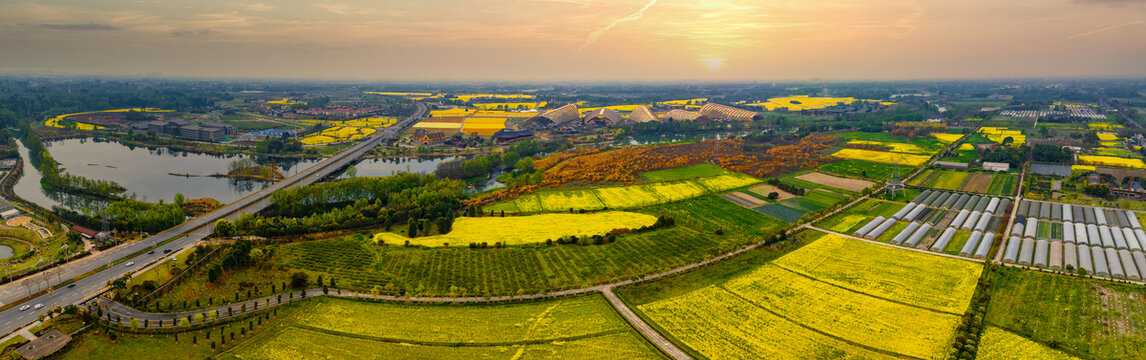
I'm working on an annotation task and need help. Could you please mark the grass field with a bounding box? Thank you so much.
[485,173,761,213]
[977,326,1082,360]
[912,169,1016,196]
[641,163,727,182]
[753,203,806,222]
[373,212,658,246]
[984,267,1146,359]
[145,196,781,306]
[815,199,904,233]
[634,233,974,359]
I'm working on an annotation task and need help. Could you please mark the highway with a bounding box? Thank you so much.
[0,102,426,338]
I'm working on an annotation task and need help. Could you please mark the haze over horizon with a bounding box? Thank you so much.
[2,0,1145,81]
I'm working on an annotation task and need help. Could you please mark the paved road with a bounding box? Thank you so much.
[0,102,427,338]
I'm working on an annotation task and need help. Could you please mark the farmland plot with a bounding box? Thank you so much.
[977,327,1081,360]
[376,212,658,246]
[794,172,874,192]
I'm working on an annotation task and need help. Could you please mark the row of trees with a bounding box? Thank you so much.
[55,199,185,233]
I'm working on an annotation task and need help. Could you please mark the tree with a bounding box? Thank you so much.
[174,193,185,207]
[290,272,309,289]
[214,219,237,238]
[767,192,780,200]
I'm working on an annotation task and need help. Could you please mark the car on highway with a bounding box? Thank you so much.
[18,305,29,311]
[148,250,154,255]
[163,249,171,254]
[33,304,43,310]
[66,283,75,288]
[125,261,135,267]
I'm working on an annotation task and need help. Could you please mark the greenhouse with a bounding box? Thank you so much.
[1063,204,1073,222]
[911,190,931,204]
[1027,201,1040,219]
[1063,242,1078,270]
[1116,210,1131,228]
[1132,252,1146,280]
[962,211,981,230]
[922,191,942,206]
[1034,239,1049,267]
[1127,210,1142,229]
[891,203,916,220]
[1003,236,1021,263]
[941,193,960,209]
[1018,238,1036,265]
[904,205,926,222]
[1023,218,1037,239]
[974,212,992,232]
[966,195,982,211]
[1105,248,1123,278]
[853,216,885,238]
[953,194,971,209]
[1076,223,1089,245]
[1049,241,1063,270]
[1119,249,1140,280]
[997,199,1011,214]
[985,197,1000,214]
[1135,228,1146,249]
[891,222,921,244]
[932,227,957,251]
[974,197,991,212]
[960,230,982,256]
[1015,200,1030,216]
[932,192,951,208]
[1050,204,1062,221]
[1111,226,1128,250]
[1039,202,1051,220]
[1084,207,1096,225]
[905,223,932,247]
[1092,246,1109,276]
[951,210,971,230]
[1063,221,1075,243]
[865,218,898,240]
[1098,225,1114,248]
[1010,220,1024,237]
[1095,208,1108,226]
[1086,224,1101,247]
[973,232,994,258]
[1077,244,1094,274]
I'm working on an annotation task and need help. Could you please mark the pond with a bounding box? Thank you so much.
[0,245,11,260]
[12,138,458,212]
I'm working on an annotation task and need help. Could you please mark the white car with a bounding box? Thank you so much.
[32,304,43,310]
[125,261,135,267]
[18,305,29,311]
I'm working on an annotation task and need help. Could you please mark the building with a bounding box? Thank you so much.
[70,225,98,239]
[629,106,659,123]
[199,121,239,135]
[582,108,626,126]
[199,126,225,141]
[531,104,581,127]
[413,130,446,145]
[179,125,203,140]
[0,209,18,220]
[698,103,761,122]
[146,120,168,135]
[492,129,534,144]
[934,161,970,170]
[0,159,16,170]
[663,110,701,121]
[983,162,1010,172]
[1087,173,1102,186]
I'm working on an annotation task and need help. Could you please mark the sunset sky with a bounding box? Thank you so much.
[1,0,1144,81]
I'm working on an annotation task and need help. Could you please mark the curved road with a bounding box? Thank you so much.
[0,102,426,338]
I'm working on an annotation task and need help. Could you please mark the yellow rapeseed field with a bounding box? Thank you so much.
[461,118,508,130]
[979,127,1026,146]
[1088,122,1122,131]
[494,174,760,213]
[724,264,961,359]
[456,94,535,102]
[472,110,537,118]
[299,126,377,145]
[958,143,976,151]
[267,98,306,106]
[1071,165,1097,173]
[412,120,463,130]
[978,327,1081,360]
[375,212,657,246]
[848,140,931,154]
[1096,133,1119,141]
[428,108,476,118]
[638,286,901,360]
[579,105,646,113]
[1077,155,1146,169]
[694,173,762,191]
[643,181,708,202]
[473,102,546,110]
[593,186,663,209]
[746,95,889,111]
[661,98,707,106]
[363,91,433,97]
[1100,141,1122,147]
[301,117,397,128]
[45,108,172,130]
[831,148,930,166]
[932,133,964,143]
[772,234,981,313]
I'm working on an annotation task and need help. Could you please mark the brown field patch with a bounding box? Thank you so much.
[963,173,993,193]
[795,172,874,192]
[727,192,767,207]
[748,184,795,200]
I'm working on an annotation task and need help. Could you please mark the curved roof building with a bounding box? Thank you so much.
[664,109,702,121]
[629,106,659,123]
[583,108,626,126]
[534,104,581,126]
[699,103,761,122]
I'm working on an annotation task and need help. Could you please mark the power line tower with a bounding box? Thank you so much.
[886,152,906,200]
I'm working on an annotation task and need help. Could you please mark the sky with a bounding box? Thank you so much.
[0,0,1145,81]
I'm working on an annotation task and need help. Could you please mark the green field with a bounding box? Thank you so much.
[941,149,980,163]
[985,267,1146,359]
[815,198,902,234]
[144,195,783,310]
[818,159,903,180]
[641,163,727,182]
